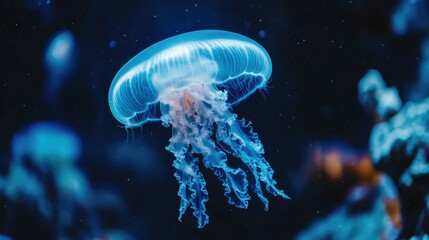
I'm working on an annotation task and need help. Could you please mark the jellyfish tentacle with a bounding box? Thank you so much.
[231,118,289,199]
[164,86,286,227]
[184,88,251,209]
[216,115,290,210]
[168,141,209,228]
[193,138,251,209]
[216,122,270,209]
[175,86,250,208]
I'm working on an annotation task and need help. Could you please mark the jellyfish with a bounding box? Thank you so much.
[108,30,288,228]
[43,30,77,102]
[5,122,92,236]
[11,122,81,167]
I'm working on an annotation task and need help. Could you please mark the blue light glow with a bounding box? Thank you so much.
[109,40,117,48]
[11,122,81,165]
[108,30,288,228]
[391,0,429,35]
[43,30,76,99]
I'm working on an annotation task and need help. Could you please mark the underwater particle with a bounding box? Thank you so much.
[258,30,267,38]
[43,30,77,102]
[109,40,117,48]
[23,0,52,10]
[108,29,288,228]
[321,105,333,117]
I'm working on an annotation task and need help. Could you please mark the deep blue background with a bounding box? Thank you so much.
[0,0,423,239]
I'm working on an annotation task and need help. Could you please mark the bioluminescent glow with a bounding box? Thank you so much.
[0,234,12,240]
[12,122,81,166]
[43,30,76,101]
[4,122,92,236]
[108,29,288,228]
[109,40,117,48]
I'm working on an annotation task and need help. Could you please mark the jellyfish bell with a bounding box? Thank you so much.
[11,122,81,170]
[109,30,287,228]
[109,30,272,127]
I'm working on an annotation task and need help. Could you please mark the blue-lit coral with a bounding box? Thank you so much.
[391,0,429,35]
[357,69,402,121]
[370,97,429,187]
[410,38,429,101]
[108,30,288,228]
[296,175,399,240]
[359,69,429,237]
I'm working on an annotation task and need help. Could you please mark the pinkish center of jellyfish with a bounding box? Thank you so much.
[159,83,288,228]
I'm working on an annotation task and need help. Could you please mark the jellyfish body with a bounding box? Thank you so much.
[6,122,93,236]
[12,122,81,168]
[108,30,288,228]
